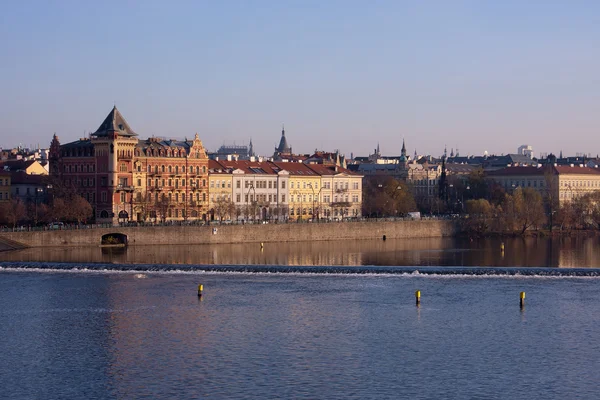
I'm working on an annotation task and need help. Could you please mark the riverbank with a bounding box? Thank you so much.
[0,220,457,249]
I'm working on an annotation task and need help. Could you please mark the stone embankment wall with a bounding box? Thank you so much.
[0,220,457,248]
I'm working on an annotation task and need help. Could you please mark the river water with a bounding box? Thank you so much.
[2,236,600,399]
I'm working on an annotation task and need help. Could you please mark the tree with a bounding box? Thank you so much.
[0,198,26,228]
[214,196,235,222]
[155,194,171,223]
[463,198,496,235]
[501,188,546,234]
[69,195,93,224]
[362,176,416,217]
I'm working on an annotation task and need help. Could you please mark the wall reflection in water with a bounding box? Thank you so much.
[2,235,600,267]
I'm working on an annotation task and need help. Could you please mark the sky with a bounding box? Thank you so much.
[1,0,599,159]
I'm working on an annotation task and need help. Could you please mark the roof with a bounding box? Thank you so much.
[488,165,600,177]
[276,127,291,153]
[60,139,94,150]
[305,163,361,176]
[487,166,546,176]
[214,160,283,175]
[273,162,318,176]
[9,171,46,185]
[136,138,195,156]
[93,106,138,137]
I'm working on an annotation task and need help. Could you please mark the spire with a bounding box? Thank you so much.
[275,125,291,155]
[377,142,380,154]
[401,139,406,156]
[248,138,254,157]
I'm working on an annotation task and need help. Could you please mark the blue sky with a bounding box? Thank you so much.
[1,1,598,158]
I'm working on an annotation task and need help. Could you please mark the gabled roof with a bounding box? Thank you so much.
[93,106,137,137]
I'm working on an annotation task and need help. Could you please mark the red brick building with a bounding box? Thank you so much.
[49,107,210,224]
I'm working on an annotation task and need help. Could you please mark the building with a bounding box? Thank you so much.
[0,159,48,175]
[212,159,290,222]
[487,164,600,204]
[209,140,255,161]
[208,160,234,221]
[50,106,210,224]
[305,163,363,220]
[0,172,10,201]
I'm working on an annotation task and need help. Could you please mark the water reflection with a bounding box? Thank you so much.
[2,236,600,268]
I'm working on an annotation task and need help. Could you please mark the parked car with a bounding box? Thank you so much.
[48,222,64,230]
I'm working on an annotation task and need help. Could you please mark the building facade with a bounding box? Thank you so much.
[50,107,210,224]
[487,165,600,204]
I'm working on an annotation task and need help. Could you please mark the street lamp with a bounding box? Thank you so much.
[246,183,256,222]
[34,187,43,226]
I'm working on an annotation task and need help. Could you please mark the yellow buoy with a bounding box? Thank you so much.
[198,284,203,297]
[520,291,525,308]
[415,290,421,306]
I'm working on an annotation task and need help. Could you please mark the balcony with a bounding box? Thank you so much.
[116,185,134,192]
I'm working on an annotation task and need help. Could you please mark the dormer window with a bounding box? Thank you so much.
[118,124,124,130]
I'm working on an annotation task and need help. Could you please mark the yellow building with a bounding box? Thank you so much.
[274,162,322,220]
[208,160,234,221]
[306,164,363,219]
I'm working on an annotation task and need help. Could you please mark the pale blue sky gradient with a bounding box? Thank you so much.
[1,1,598,158]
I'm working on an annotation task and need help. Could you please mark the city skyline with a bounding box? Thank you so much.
[1,1,598,158]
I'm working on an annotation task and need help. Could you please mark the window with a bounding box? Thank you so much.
[137,179,142,187]
[291,182,294,189]
[236,194,241,202]
[236,180,241,189]
[282,181,286,189]
[282,194,286,202]
[120,192,126,203]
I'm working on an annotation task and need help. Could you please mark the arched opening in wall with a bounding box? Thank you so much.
[262,207,267,221]
[100,210,109,219]
[101,233,128,247]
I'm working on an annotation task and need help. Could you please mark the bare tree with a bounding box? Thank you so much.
[214,196,235,222]
[0,198,26,228]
